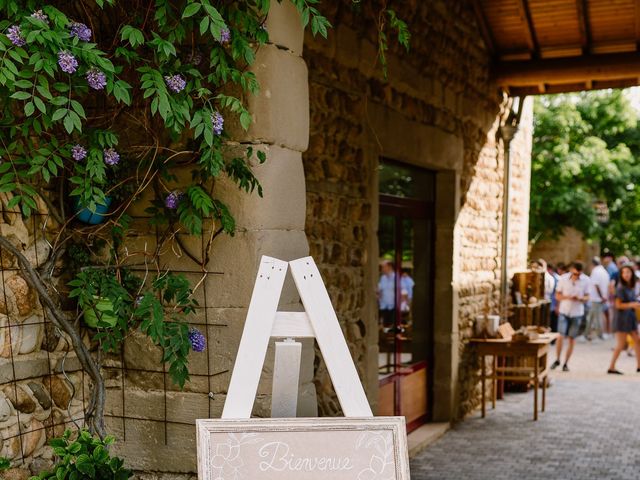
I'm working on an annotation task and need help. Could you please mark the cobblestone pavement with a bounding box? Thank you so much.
[410,337,640,479]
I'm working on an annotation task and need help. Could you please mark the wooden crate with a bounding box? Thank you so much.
[512,271,545,303]
[509,300,551,329]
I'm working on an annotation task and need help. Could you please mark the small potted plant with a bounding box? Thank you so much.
[82,296,118,328]
[70,144,120,225]
[74,196,112,225]
[69,268,130,329]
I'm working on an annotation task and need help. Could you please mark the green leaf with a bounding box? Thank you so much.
[55,466,66,480]
[182,3,201,18]
[200,16,210,35]
[67,441,82,454]
[63,114,74,134]
[24,101,35,116]
[14,80,33,88]
[33,96,46,114]
[52,108,67,121]
[239,111,251,130]
[36,85,53,100]
[10,91,31,100]
[70,100,86,118]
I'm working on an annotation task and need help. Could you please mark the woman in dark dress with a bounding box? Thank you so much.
[608,264,640,374]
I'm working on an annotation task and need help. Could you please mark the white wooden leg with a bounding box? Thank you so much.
[289,257,373,417]
[222,256,288,419]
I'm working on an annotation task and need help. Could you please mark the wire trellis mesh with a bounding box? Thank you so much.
[0,207,224,468]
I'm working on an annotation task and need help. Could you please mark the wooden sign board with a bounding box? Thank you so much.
[196,417,410,480]
[197,256,410,480]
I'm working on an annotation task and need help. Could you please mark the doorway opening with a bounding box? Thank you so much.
[377,159,435,432]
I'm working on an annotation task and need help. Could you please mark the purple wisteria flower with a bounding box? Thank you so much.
[70,22,92,42]
[188,328,206,352]
[58,50,78,74]
[164,191,183,210]
[71,144,87,161]
[219,27,231,44]
[211,111,224,135]
[31,10,49,24]
[86,68,107,90]
[6,26,25,47]
[164,74,186,93]
[103,148,120,166]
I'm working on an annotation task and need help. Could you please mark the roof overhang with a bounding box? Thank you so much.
[474,0,640,94]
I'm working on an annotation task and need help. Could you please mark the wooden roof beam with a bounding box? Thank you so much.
[636,0,640,50]
[576,0,591,54]
[493,52,640,86]
[516,0,539,57]
[472,0,495,56]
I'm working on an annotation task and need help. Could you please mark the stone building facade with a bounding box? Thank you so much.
[303,1,532,420]
[0,1,533,478]
[530,228,600,267]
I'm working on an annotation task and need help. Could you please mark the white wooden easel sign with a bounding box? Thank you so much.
[196,256,410,480]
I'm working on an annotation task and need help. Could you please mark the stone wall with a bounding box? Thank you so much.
[105,2,315,478]
[454,99,533,416]
[303,1,532,420]
[0,204,87,480]
[530,227,600,267]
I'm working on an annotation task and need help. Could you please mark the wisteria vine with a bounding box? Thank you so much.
[0,0,409,442]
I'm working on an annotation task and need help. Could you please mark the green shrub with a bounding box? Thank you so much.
[30,430,131,480]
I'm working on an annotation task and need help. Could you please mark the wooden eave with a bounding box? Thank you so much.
[476,0,640,94]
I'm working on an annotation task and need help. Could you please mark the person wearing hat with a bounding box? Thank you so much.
[586,256,608,340]
[530,258,556,305]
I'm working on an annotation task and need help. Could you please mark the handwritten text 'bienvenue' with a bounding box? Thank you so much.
[258,442,354,472]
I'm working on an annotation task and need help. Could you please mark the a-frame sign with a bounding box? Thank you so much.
[197,256,410,480]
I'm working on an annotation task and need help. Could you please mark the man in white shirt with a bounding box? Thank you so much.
[586,257,609,340]
[552,261,590,371]
[378,261,396,329]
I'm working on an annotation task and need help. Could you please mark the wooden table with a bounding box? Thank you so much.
[470,333,559,421]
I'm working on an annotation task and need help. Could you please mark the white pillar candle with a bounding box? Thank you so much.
[271,338,302,418]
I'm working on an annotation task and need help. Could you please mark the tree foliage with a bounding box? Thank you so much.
[530,90,640,254]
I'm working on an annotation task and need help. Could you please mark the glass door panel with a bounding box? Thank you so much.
[377,160,435,431]
[378,214,397,377]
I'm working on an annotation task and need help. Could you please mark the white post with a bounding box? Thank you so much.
[271,338,302,418]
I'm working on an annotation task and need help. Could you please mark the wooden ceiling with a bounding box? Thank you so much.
[474,0,640,94]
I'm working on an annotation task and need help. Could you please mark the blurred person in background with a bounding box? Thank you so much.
[547,263,560,334]
[586,257,608,340]
[552,261,590,372]
[607,264,640,374]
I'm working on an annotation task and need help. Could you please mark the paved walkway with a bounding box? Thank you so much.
[410,337,640,480]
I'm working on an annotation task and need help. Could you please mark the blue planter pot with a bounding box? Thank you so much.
[75,197,112,225]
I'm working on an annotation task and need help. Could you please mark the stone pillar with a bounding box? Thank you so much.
[212,0,315,416]
[432,170,460,422]
[107,3,314,475]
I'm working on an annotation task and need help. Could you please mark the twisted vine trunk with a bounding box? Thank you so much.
[0,235,107,438]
